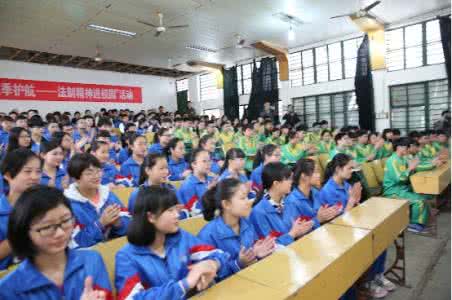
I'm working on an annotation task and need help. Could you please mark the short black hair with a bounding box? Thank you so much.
[392,137,410,151]
[127,186,179,246]
[97,117,113,128]
[8,185,72,259]
[96,130,111,139]
[40,140,62,154]
[67,153,101,180]
[334,132,348,144]
[1,148,41,179]
[28,115,45,128]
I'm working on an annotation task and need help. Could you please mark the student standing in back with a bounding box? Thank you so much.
[0,185,112,300]
[198,178,275,273]
[250,162,314,246]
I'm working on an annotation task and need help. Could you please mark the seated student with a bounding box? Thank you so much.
[0,185,112,299]
[65,153,130,248]
[84,115,97,142]
[178,148,215,217]
[265,128,283,145]
[42,117,60,142]
[96,130,119,163]
[434,130,450,150]
[39,140,68,191]
[148,128,172,155]
[235,125,258,172]
[90,140,122,188]
[379,129,394,158]
[407,139,444,171]
[6,127,32,155]
[97,116,119,145]
[218,121,236,154]
[115,186,232,300]
[116,131,134,165]
[0,149,41,270]
[383,138,433,233]
[119,134,148,187]
[284,158,340,230]
[174,118,198,154]
[166,138,191,182]
[250,162,314,246]
[198,178,275,273]
[28,115,45,154]
[72,118,90,148]
[52,131,75,171]
[250,144,281,193]
[318,129,335,154]
[329,132,357,162]
[0,116,14,151]
[218,148,248,183]
[127,153,177,213]
[199,134,223,175]
[281,131,306,166]
[354,130,376,163]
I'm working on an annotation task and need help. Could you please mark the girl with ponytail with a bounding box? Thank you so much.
[198,178,275,273]
[283,158,340,230]
[250,162,313,246]
[250,144,281,193]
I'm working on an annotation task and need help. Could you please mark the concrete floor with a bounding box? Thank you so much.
[384,209,451,300]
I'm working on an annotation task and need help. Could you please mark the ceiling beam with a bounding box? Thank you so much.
[252,41,289,81]
[75,58,91,67]
[27,52,42,62]
[63,56,78,65]
[45,54,60,64]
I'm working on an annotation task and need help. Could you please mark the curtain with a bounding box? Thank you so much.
[439,16,451,91]
[223,66,240,120]
[247,57,279,122]
[354,34,375,131]
[176,90,188,114]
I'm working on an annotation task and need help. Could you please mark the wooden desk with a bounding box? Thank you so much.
[410,162,450,195]
[236,224,373,300]
[331,197,409,259]
[193,275,286,300]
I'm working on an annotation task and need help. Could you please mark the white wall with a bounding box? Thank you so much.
[0,60,177,115]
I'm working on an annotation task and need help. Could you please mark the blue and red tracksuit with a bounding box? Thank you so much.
[0,194,12,270]
[101,163,119,186]
[250,163,264,192]
[0,249,113,299]
[168,157,189,181]
[177,174,214,217]
[114,229,233,300]
[40,168,67,191]
[119,157,142,187]
[283,187,321,230]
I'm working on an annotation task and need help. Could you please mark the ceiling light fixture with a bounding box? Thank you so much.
[288,25,295,41]
[185,45,217,53]
[87,24,136,37]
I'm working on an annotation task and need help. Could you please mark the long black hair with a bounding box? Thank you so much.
[254,162,292,206]
[154,128,170,144]
[253,144,278,169]
[127,186,179,246]
[6,127,31,153]
[323,153,352,183]
[201,178,242,221]
[292,158,316,187]
[164,137,183,158]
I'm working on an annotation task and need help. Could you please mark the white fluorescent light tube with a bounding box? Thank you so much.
[87,24,136,37]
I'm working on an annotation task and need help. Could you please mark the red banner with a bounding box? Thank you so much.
[0,78,142,103]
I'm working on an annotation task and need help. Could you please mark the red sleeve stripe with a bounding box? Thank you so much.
[184,195,199,210]
[117,273,146,300]
[93,284,114,300]
[189,244,216,254]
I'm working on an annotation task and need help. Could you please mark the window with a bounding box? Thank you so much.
[203,108,222,118]
[236,61,279,95]
[390,79,450,135]
[239,104,248,119]
[288,36,362,87]
[386,19,445,71]
[292,91,358,128]
[199,73,219,101]
[176,78,188,92]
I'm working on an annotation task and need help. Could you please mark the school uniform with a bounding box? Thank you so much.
[235,135,258,172]
[354,143,374,163]
[249,194,293,246]
[314,177,350,213]
[116,148,130,165]
[209,153,222,175]
[217,169,248,183]
[0,130,9,147]
[283,187,321,230]
[114,229,232,300]
[40,168,67,191]
[64,183,131,248]
[127,181,178,214]
[318,141,335,154]
[101,163,119,185]
[148,143,164,155]
[0,249,112,300]
[0,194,13,270]
[177,174,213,217]
[250,163,264,192]
[218,131,235,154]
[281,143,306,165]
[31,141,41,154]
[168,157,189,181]
[119,157,142,187]
[198,216,260,273]
[383,153,430,225]
[375,142,393,159]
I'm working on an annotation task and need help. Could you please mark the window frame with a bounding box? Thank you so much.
[199,72,219,101]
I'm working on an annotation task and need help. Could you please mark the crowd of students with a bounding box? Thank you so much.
[0,107,448,300]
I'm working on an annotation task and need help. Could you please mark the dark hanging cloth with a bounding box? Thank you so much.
[223,66,240,121]
[439,16,451,91]
[176,90,188,114]
[247,57,279,122]
[354,34,375,131]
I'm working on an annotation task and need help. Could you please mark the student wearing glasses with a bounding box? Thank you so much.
[6,127,32,154]
[65,153,131,248]
[0,185,112,300]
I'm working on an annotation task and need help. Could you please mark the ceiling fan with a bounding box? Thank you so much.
[93,47,104,62]
[137,12,189,37]
[217,34,254,52]
[330,0,381,20]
